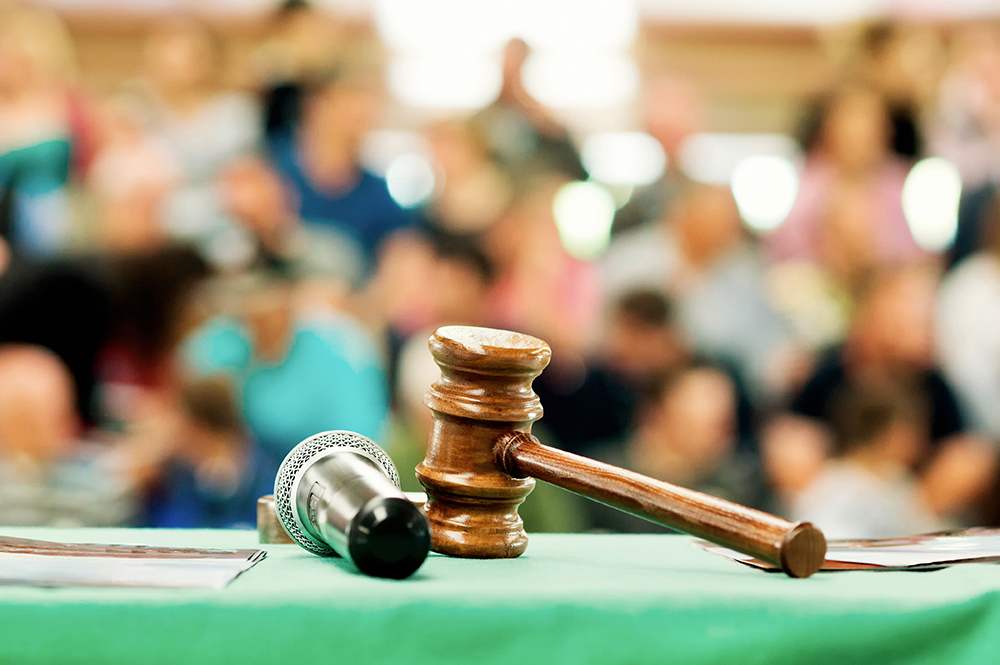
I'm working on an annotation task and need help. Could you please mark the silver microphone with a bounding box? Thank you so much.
[274,430,430,579]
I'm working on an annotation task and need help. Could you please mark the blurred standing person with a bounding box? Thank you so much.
[929,23,1000,192]
[853,21,943,160]
[255,0,344,142]
[929,24,1000,267]
[269,68,412,275]
[139,16,261,259]
[770,87,924,287]
[471,38,586,191]
[0,7,87,257]
[612,75,705,234]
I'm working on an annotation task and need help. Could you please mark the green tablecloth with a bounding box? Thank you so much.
[1,528,999,664]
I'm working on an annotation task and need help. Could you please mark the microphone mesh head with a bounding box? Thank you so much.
[274,430,401,556]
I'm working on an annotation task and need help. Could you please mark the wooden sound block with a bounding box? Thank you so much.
[257,495,295,545]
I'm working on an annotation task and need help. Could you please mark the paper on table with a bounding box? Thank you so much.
[0,535,266,588]
[697,528,1000,572]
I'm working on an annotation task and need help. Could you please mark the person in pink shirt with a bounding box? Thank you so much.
[769,87,925,290]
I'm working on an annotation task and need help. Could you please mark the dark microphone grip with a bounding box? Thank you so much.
[275,431,430,579]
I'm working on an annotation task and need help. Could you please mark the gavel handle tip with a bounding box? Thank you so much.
[779,522,827,578]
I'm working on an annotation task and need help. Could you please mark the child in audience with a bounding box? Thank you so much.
[0,344,137,526]
[788,384,943,539]
[144,375,273,529]
[764,266,998,525]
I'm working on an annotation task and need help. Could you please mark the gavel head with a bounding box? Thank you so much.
[416,325,551,558]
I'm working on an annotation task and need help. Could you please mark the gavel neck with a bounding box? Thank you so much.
[493,431,536,479]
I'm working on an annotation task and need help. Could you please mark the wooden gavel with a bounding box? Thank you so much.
[415,326,826,578]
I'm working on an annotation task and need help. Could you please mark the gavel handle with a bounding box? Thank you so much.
[494,432,826,578]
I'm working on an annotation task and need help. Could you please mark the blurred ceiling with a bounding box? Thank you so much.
[46,0,998,136]
[36,0,1000,23]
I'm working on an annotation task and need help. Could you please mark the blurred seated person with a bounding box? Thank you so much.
[0,245,211,429]
[360,231,439,342]
[145,375,272,529]
[601,183,798,402]
[787,383,943,539]
[391,233,498,462]
[581,365,763,533]
[423,119,512,237]
[486,176,600,358]
[87,92,180,253]
[269,67,412,273]
[0,345,137,526]
[769,86,924,278]
[764,265,998,525]
[219,156,364,288]
[181,271,389,473]
[533,288,688,453]
[938,197,1000,442]
[138,16,262,257]
[471,39,586,190]
[390,240,585,533]
[0,7,81,257]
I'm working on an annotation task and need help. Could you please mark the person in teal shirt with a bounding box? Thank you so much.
[0,138,72,256]
[182,280,389,473]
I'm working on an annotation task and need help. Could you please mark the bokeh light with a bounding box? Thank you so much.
[552,181,616,260]
[581,132,666,186]
[902,157,962,252]
[386,154,437,208]
[730,155,799,232]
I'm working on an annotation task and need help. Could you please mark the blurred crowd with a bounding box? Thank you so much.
[3,2,1000,540]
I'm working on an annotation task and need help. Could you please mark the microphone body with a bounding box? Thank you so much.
[274,431,430,579]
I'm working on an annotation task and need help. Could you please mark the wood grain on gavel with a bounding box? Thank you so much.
[416,325,827,578]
